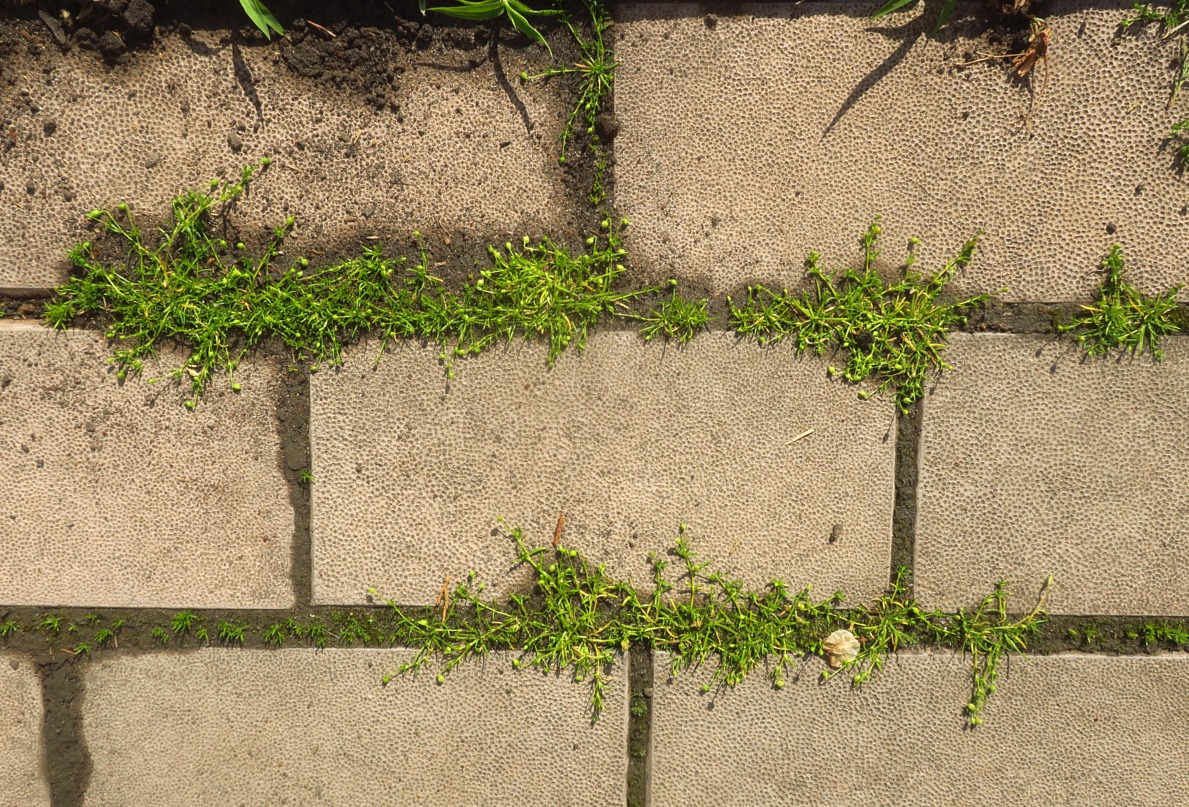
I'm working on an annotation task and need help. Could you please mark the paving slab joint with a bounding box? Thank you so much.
[627,644,653,807]
[38,656,89,807]
[275,368,313,608]
[891,400,921,585]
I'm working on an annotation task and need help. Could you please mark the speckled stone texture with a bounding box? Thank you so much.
[916,333,1189,615]
[614,2,1189,301]
[310,332,895,605]
[650,651,1189,806]
[80,648,626,806]
[0,29,569,291]
[0,322,293,607]
[0,654,50,807]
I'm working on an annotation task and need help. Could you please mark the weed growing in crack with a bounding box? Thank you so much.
[1138,621,1189,647]
[151,627,170,646]
[93,623,121,649]
[171,610,198,638]
[824,567,940,687]
[1057,245,1182,359]
[38,614,62,638]
[46,164,656,404]
[1124,0,1189,32]
[1171,118,1189,170]
[371,522,1050,728]
[262,623,288,646]
[951,577,1051,726]
[728,219,987,411]
[218,620,248,646]
[0,620,17,640]
[521,0,617,164]
[637,282,710,344]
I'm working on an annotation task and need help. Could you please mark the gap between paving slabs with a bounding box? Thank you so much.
[4,165,1186,762]
[3,528,1189,734]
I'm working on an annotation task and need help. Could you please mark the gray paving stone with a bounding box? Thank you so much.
[0,30,571,292]
[916,333,1189,615]
[650,651,1189,806]
[81,648,626,806]
[0,322,293,608]
[0,654,50,807]
[614,2,1189,302]
[310,332,895,605]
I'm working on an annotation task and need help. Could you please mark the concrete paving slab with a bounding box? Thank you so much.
[916,333,1189,615]
[650,650,1189,806]
[0,30,570,292]
[310,332,895,605]
[81,648,626,806]
[0,654,50,807]
[614,2,1189,302]
[0,322,293,608]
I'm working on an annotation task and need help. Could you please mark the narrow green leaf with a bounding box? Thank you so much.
[933,0,958,30]
[870,0,919,21]
[239,0,283,38]
[425,2,505,20]
[507,5,553,57]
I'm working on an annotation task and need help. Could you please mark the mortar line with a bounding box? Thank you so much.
[890,399,922,588]
[38,656,90,807]
[626,643,654,807]
[278,369,314,609]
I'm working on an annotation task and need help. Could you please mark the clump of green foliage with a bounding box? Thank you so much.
[372,522,1051,728]
[1138,621,1189,647]
[1171,118,1189,168]
[637,282,709,344]
[420,0,561,56]
[1124,0,1189,31]
[728,219,987,411]
[1057,245,1182,360]
[45,163,652,405]
[521,0,618,163]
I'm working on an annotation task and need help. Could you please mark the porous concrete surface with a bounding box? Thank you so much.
[0,654,51,807]
[0,322,293,607]
[81,648,627,806]
[0,30,569,291]
[916,333,1189,615]
[614,2,1189,301]
[310,332,895,605]
[650,651,1189,806]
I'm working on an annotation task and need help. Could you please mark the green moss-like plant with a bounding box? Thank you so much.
[728,219,987,411]
[45,163,653,406]
[1057,245,1182,360]
[372,522,1050,728]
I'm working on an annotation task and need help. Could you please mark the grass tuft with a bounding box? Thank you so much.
[728,219,987,411]
[637,283,709,344]
[1057,245,1182,359]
